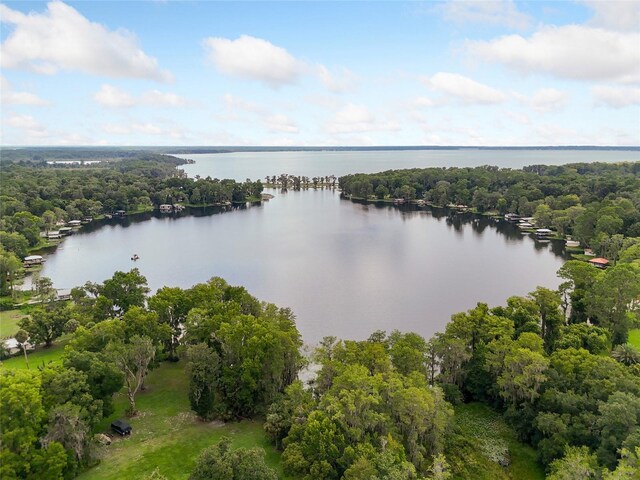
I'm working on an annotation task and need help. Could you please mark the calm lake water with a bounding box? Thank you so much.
[39,186,569,343]
[177,149,640,181]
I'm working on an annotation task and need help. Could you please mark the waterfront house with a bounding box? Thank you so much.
[114,210,126,217]
[47,231,62,239]
[535,228,553,237]
[505,213,521,222]
[159,204,173,212]
[588,258,609,268]
[59,227,73,236]
[24,255,44,266]
[68,220,82,227]
[56,289,72,301]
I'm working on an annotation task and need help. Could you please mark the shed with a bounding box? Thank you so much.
[111,419,132,436]
[588,258,610,268]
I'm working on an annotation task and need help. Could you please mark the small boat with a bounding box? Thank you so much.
[131,254,140,261]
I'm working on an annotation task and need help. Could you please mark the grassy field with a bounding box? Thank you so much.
[450,402,545,480]
[0,309,26,338]
[78,361,286,480]
[630,329,640,349]
[0,337,68,369]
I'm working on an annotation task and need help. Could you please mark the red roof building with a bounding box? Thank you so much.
[588,258,610,268]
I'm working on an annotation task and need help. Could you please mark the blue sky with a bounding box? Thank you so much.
[1,0,639,146]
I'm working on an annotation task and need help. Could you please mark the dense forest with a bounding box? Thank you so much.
[340,163,640,244]
[0,152,262,299]
[1,260,638,478]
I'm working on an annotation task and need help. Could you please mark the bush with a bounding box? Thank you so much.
[0,298,15,311]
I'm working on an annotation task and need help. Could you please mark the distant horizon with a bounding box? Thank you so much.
[2,145,639,151]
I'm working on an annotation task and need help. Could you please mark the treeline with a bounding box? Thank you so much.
[339,163,640,246]
[264,261,640,479]
[1,262,638,478]
[264,174,338,189]
[0,154,262,296]
[1,272,302,478]
[0,148,176,164]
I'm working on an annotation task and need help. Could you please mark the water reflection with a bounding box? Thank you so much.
[38,190,568,343]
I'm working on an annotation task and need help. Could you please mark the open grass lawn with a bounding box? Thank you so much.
[629,329,640,350]
[0,336,68,370]
[79,361,286,480]
[0,309,26,338]
[452,403,544,480]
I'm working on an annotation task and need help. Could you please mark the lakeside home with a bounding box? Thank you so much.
[588,257,610,268]
[159,204,185,213]
[23,255,44,266]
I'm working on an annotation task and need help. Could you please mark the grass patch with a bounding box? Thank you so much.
[448,402,544,480]
[0,336,68,370]
[629,329,640,350]
[80,362,285,480]
[0,309,26,338]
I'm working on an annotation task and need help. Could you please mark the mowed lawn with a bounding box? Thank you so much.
[629,329,640,350]
[0,309,26,338]
[78,361,286,480]
[453,403,545,480]
[0,337,68,369]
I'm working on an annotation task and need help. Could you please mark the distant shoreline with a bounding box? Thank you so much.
[1,145,639,155]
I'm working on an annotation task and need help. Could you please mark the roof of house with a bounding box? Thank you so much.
[24,255,43,261]
[589,258,610,265]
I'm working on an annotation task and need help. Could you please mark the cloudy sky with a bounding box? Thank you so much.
[1,0,639,146]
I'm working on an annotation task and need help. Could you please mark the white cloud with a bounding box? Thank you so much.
[581,0,640,32]
[468,25,640,84]
[592,85,640,108]
[223,93,263,113]
[316,65,358,93]
[326,103,399,134]
[440,0,531,30]
[412,96,436,108]
[203,35,302,88]
[264,114,299,134]
[94,84,187,108]
[423,72,507,104]
[5,113,49,138]
[7,114,42,130]
[94,85,136,108]
[529,88,569,112]
[141,90,187,107]
[0,76,49,105]
[0,2,172,82]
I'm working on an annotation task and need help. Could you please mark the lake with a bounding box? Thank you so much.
[176,148,640,181]
[38,182,569,343]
